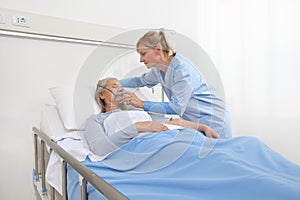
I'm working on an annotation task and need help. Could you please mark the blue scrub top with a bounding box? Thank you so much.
[120,53,231,138]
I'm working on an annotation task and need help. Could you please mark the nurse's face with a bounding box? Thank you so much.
[137,44,161,68]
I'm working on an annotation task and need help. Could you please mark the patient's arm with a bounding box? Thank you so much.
[135,121,169,133]
[85,115,120,156]
[165,119,220,139]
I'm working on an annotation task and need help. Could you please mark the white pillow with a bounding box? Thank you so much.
[49,86,100,130]
[40,104,67,137]
[49,86,150,131]
[40,104,81,140]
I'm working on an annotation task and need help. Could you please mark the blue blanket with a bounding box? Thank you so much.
[67,129,300,200]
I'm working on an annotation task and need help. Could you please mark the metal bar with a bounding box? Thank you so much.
[32,127,128,200]
[62,160,68,200]
[34,133,39,180]
[50,186,56,200]
[81,177,88,200]
[41,140,46,193]
[161,87,165,102]
[0,29,135,49]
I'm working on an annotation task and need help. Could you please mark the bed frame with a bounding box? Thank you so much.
[32,126,129,200]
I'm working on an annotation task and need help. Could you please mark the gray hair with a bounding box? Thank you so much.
[95,77,117,113]
[136,31,175,56]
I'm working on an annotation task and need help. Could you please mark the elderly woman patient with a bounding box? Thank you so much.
[84,77,220,156]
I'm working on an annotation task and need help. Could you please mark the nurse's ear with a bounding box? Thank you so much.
[154,44,163,52]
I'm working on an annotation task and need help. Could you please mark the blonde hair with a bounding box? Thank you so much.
[95,77,117,112]
[136,31,175,56]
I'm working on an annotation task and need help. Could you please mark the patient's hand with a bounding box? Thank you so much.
[135,121,169,133]
[166,118,220,139]
[202,126,220,139]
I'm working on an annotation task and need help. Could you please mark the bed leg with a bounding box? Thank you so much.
[80,175,88,200]
[41,140,47,193]
[34,134,39,181]
[50,185,56,200]
[62,160,68,200]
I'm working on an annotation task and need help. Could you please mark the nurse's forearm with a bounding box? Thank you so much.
[144,101,176,114]
[120,77,143,88]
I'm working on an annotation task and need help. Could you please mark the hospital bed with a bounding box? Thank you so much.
[32,30,300,200]
[32,87,300,200]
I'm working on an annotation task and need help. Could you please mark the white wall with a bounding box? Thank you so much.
[0,0,201,40]
[0,0,300,199]
[196,0,300,163]
[0,35,96,199]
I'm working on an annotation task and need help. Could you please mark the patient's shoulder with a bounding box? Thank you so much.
[86,113,107,123]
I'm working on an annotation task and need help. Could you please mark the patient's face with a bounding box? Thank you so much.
[103,79,122,98]
[105,79,122,95]
[101,79,123,107]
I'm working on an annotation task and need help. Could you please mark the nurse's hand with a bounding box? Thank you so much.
[122,91,144,109]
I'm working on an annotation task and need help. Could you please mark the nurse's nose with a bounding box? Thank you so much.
[140,56,145,63]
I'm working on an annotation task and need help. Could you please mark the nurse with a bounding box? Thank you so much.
[120,31,231,138]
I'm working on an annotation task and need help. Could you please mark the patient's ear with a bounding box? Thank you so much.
[99,93,105,100]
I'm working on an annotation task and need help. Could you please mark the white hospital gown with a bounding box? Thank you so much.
[84,110,153,156]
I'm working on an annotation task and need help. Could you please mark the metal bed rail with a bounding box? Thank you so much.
[32,126,128,200]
